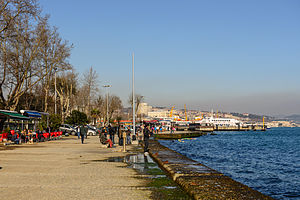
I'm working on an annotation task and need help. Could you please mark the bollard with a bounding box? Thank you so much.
[123,131,126,152]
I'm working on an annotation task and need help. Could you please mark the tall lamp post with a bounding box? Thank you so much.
[103,85,111,126]
[54,67,57,115]
[132,53,135,136]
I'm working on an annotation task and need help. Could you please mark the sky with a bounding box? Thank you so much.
[39,0,300,116]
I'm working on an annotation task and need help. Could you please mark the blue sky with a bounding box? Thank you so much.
[39,0,300,116]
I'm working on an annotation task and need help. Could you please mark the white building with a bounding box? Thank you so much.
[137,102,152,116]
[147,110,170,118]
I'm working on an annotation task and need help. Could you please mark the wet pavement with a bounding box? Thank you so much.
[97,150,193,200]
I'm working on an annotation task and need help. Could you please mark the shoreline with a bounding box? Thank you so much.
[147,139,274,200]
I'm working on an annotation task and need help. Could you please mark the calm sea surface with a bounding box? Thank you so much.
[159,127,300,200]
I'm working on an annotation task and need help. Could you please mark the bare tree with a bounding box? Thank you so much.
[82,66,99,117]
[108,95,122,122]
[0,16,45,110]
[55,71,77,122]
[0,0,39,37]
[0,1,72,111]
[94,95,105,123]
[0,0,40,110]
[38,16,72,112]
[128,93,144,115]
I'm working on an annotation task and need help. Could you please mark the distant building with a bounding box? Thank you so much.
[147,110,170,118]
[137,102,152,116]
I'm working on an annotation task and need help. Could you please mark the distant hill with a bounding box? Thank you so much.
[285,114,300,122]
[230,112,274,121]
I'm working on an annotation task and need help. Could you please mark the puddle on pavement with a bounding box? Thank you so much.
[93,153,163,175]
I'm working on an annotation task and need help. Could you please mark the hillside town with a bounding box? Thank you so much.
[133,103,300,128]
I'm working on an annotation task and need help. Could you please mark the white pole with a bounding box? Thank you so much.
[103,85,111,126]
[106,90,109,125]
[54,69,57,115]
[132,52,135,136]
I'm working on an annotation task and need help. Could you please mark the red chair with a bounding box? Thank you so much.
[51,132,55,140]
[0,133,3,142]
[1,133,8,142]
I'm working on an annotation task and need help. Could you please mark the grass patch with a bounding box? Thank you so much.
[146,168,166,176]
[147,177,193,200]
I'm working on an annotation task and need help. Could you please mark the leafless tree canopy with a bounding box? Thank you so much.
[108,95,122,122]
[0,0,39,37]
[0,0,126,125]
[0,0,72,110]
[128,93,144,115]
[81,66,99,117]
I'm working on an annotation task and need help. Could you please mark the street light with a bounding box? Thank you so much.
[54,67,57,115]
[103,85,111,126]
[132,53,135,136]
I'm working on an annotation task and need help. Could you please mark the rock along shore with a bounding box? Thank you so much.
[148,139,274,200]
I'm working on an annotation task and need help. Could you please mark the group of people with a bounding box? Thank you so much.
[1,127,59,144]
[74,123,155,156]
[99,124,133,148]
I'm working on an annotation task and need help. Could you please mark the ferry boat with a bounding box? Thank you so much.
[200,117,243,127]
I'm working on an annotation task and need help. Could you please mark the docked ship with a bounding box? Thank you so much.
[200,116,243,127]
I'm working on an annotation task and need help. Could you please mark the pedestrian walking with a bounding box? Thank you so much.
[77,125,80,139]
[143,124,151,155]
[85,125,88,139]
[80,125,86,144]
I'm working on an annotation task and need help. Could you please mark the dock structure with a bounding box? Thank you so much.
[154,131,207,140]
[148,139,274,200]
[213,125,266,131]
[187,124,266,132]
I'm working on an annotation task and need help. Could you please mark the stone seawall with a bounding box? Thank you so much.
[148,139,274,200]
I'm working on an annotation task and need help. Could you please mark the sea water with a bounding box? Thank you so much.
[159,127,300,199]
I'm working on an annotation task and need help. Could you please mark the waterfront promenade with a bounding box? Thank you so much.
[0,137,151,200]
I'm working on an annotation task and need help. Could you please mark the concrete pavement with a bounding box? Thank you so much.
[0,136,152,200]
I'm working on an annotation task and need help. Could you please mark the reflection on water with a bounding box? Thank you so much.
[101,153,164,175]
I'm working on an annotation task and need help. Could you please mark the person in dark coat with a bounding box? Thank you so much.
[118,125,123,146]
[108,124,115,144]
[143,124,151,155]
[80,125,86,144]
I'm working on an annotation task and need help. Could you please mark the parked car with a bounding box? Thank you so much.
[86,125,97,136]
[59,124,76,135]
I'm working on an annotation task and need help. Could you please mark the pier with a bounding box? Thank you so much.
[154,131,207,139]
[213,125,266,131]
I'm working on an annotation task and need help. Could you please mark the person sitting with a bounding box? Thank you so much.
[11,133,20,144]
[99,132,113,148]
